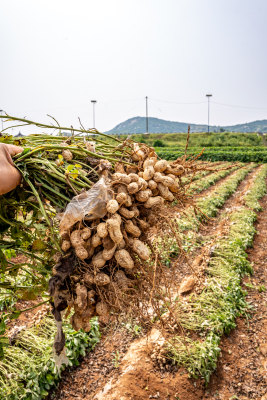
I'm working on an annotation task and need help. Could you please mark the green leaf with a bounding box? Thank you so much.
[20,148,31,156]
[9,310,21,319]
[0,319,6,335]
[32,239,47,251]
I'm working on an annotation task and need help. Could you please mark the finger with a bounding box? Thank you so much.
[0,165,22,195]
[6,144,24,156]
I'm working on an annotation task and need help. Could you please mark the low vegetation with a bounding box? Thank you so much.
[0,317,100,400]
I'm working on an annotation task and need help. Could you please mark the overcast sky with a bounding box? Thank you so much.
[1,0,267,133]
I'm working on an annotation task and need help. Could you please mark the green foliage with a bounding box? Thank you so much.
[156,147,267,162]
[112,350,121,368]
[197,165,254,217]
[175,164,254,236]
[154,235,180,266]
[153,139,165,147]
[0,317,100,400]
[187,165,238,195]
[123,321,142,336]
[243,164,267,210]
[167,333,221,384]
[127,131,264,147]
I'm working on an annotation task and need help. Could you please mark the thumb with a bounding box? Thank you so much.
[6,144,24,157]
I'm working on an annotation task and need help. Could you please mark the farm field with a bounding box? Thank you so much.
[47,163,267,400]
[0,122,267,400]
[118,131,267,162]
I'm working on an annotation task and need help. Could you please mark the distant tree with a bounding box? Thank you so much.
[153,139,165,147]
[219,128,225,132]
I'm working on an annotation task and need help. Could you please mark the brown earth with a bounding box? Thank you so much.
[48,167,267,400]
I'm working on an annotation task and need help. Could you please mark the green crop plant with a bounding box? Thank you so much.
[129,132,263,148]
[197,164,255,217]
[174,164,254,237]
[156,146,267,162]
[187,165,238,195]
[0,316,100,400]
[112,350,121,368]
[243,164,267,210]
[166,333,221,384]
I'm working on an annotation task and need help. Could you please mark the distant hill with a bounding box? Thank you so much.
[105,116,267,134]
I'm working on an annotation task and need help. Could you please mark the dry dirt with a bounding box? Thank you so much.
[47,168,267,400]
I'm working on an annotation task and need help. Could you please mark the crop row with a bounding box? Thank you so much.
[155,146,267,152]
[155,148,267,162]
[0,317,100,400]
[165,164,267,383]
[181,162,231,185]
[186,165,239,194]
[177,164,254,232]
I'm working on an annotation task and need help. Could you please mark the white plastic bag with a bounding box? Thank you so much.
[59,177,112,234]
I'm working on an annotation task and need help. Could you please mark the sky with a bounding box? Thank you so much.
[1,0,267,134]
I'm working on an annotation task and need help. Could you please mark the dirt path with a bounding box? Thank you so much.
[49,167,266,400]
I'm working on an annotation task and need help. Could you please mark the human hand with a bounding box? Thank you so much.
[0,143,23,195]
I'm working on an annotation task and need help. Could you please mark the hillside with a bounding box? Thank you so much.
[105,116,267,134]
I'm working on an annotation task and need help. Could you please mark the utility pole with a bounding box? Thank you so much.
[206,94,212,133]
[91,100,97,129]
[145,96,148,133]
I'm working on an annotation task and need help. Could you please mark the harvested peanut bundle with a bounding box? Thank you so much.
[49,140,195,341]
[0,114,207,360]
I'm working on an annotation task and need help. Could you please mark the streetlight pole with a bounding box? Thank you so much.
[91,100,97,129]
[206,94,212,133]
[145,96,148,133]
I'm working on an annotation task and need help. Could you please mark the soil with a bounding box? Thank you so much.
[48,167,267,399]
